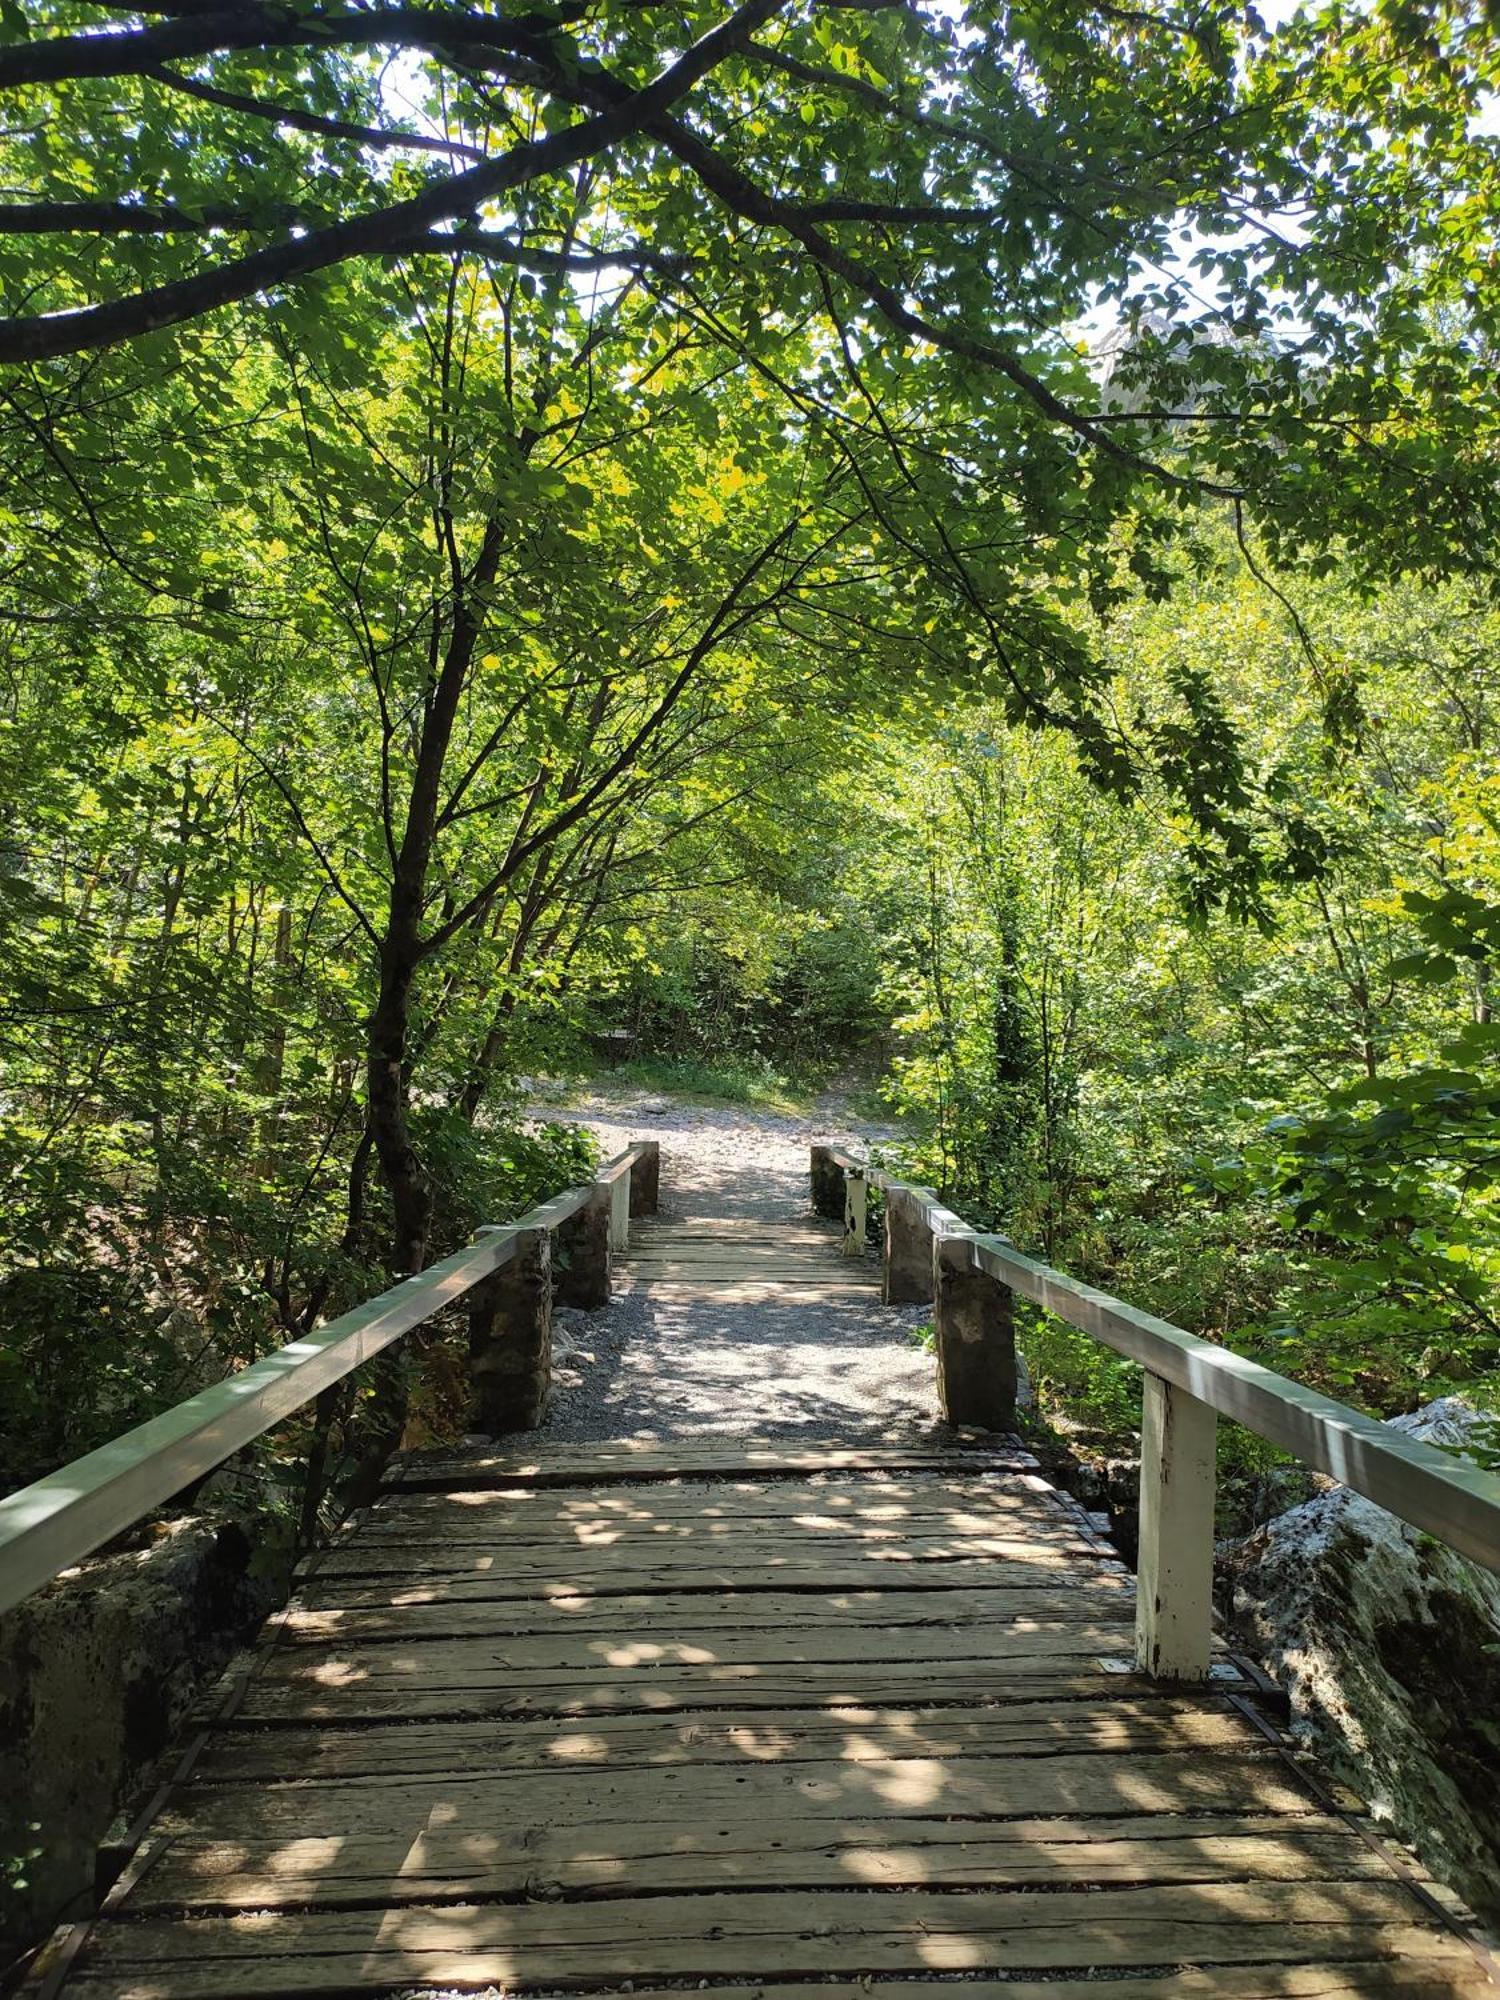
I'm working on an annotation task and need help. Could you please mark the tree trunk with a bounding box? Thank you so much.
[368,934,430,1275]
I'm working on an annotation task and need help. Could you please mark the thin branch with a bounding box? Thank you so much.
[145,61,491,161]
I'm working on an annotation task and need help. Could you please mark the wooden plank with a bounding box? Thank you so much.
[621,1274,876,1288]
[623,1241,840,1255]
[298,1548,1103,1592]
[624,1246,856,1261]
[355,1473,1066,1524]
[250,1606,1137,1673]
[311,1517,1094,1560]
[622,1267,868,1279]
[628,1214,836,1227]
[188,1696,1270,1787]
[626,1241,854,1258]
[233,1655,1150,1722]
[335,1512,1083,1552]
[624,1248,868,1264]
[64,1883,1482,1998]
[619,1277,880,1294]
[339,1516,1088,1561]
[303,1515,1099,1570]
[385,1443,1033,1489]
[391,1439,1031,1464]
[455,1444,1027,1467]
[347,1976,1496,2000]
[277,1581,1134,1644]
[306,1510,1098,1552]
[135,1814,1388,1915]
[156,1749,1319,1843]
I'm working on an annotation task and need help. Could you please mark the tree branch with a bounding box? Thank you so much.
[144,60,491,161]
[0,197,304,234]
[0,0,785,362]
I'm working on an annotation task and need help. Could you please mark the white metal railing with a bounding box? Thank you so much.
[0,1141,658,1618]
[813,1142,1500,1681]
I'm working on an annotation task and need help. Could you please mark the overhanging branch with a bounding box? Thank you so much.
[0,0,785,363]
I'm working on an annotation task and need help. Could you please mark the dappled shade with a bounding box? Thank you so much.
[60,1193,1489,1997]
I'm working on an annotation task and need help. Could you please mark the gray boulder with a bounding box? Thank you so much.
[1222,1397,1500,1921]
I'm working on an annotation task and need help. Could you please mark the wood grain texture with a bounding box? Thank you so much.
[230,1656,1188,1721]
[52,1335,1489,1992]
[156,1747,1320,1844]
[384,1441,1035,1488]
[363,1976,1498,2000]
[136,1817,1390,1914]
[276,1579,1135,1643]
[62,1884,1483,1998]
[185,1696,1276,1785]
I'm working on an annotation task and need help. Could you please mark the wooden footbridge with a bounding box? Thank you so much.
[3,1139,1500,1996]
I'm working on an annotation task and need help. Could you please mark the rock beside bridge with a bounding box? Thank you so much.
[0,1511,291,1961]
[1222,1396,1500,1923]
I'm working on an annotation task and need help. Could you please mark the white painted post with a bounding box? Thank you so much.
[609,1168,631,1253]
[1135,1370,1216,1682]
[842,1169,866,1257]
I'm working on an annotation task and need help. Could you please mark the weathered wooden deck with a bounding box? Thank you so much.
[54,1204,1494,1997]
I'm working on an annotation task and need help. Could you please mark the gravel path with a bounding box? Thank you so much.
[528,1087,941,1443]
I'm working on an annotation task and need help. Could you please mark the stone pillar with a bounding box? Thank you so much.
[933,1233,1016,1432]
[810,1144,844,1220]
[556,1181,611,1308]
[882,1184,933,1305]
[628,1140,660,1218]
[468,1225,551,1433]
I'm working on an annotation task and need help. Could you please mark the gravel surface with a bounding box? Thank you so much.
[526,1086,941,1444]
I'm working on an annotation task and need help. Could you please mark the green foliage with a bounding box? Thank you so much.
[1230,886,1500,1394]
[416,1116,598,1252]
[608,1055,800,1109]
[835,544,1500,1464]
[614,891,885,1087]
[2,0,1500,1525]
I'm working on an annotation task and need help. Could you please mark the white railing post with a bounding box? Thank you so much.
[842,1167,866,1257]
[610,1166,631,1253]
[1135,1370,1216,1682]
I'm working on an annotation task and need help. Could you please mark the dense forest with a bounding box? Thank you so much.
[7,0,1500,1972]
[2,0,1499,1506]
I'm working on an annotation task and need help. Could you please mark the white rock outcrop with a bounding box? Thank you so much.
[1222,1397,1500,1921]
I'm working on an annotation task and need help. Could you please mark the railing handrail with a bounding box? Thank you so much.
[824,1142,1500,1577]
[0,1142,655,1619]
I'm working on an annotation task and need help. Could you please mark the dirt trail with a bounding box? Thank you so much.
[527,1088,940,1442]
